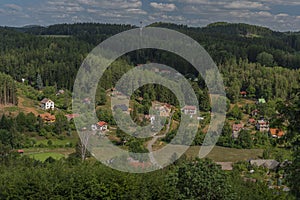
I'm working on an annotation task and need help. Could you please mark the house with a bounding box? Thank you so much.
[91,121,108,131]
[17,149,24,154]
[256,120,270,132]
[145,115,156,124]
[56,89,65,96]
[181,105,197,115]
[82,97,91,104]
[39,113,56,123]
[157,106,171,117]
[65,113,80,121]
[232,123,244,138]
[248,118,256,124]
[257,98,266,104]
[216,162,233,171]
[240,91,247,97]
[151,67,160,73]
[113,104,128,112]
[269,128,285,138]
[250,159,280,170]
[251,109,259,116]
[160,69,171,74]
[40,98,54,110]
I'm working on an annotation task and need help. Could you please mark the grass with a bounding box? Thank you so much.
[35,138,78,146]
[185,146,263,162]
[4,106,19,112]
[28,152,65,162]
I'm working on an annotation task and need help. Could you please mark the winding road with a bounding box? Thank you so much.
[147,111,174,167]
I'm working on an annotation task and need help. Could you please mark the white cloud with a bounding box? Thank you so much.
[276,13,289,17]
[126,8,147,15]
[257,11,272,17]
[4,4,22,11]
[150,2,177,11]
[225,1,269,10]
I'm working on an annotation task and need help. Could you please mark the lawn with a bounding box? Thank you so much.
[185,146,263,162]
[35,138,78,147]
[28,152,65,162]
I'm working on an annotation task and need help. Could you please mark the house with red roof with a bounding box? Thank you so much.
[232,123,244,138]
[256,120,270,132]
[248,118,256,124]
[181,105,197,115]
[269,128,285,138]
[91,121,108,132]
[65,113,80,121]
[240,91,247,97]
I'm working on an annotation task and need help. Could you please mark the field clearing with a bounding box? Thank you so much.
[185,146,263,162]
[35,138,78,146]
[28,152,65,161]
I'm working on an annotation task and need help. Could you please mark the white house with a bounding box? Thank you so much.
[40,98,54,110]
[181,105,197,115]
[91,121,108,131]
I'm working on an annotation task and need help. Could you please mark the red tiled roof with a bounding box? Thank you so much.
[97,121,107,127]
[65,113,80,119]
[183,105,197,110]
[270,128,285,137]
[233,124,243,131]
[248,118,256,123]
[39,113,56,121]
[41,98,52,104]
[240,91,247,95]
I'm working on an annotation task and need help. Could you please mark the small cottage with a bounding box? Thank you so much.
[40,98,54,110]
[181,105,197,115]
[256,120,270,132]
[91,121,108,131]
[269,128,285,138]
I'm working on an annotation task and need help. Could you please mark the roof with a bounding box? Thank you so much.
[250,159,280,170]
[113,104,128,111]
[257,120,269,125]
[240,91,247,95]
[39,113,56,121]
[17,149,24,153]
[233,123,243,131]
[258,98,266,103]
[183,105,197,110]
[270,128,284,137]
[248,118,256,123]
[216,162,233,170]
[65,113,80,120]
[97,121,107,126]
[41,98,53,104]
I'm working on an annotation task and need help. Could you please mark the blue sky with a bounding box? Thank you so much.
[0,0,299,31]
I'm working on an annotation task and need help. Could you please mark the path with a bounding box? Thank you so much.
[18,96,40,116]
[147,111,174,168]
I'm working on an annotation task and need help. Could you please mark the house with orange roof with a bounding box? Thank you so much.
[91,121,108,131]
[240,91,247,97]
[269,128,285,138]
[232,123,244,138]
[39,113,56,123]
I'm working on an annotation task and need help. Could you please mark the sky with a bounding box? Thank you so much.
[0,0,299,31]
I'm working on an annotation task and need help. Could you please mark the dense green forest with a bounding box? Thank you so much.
[0,72,17,105]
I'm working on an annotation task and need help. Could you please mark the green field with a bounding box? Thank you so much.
[35,138,78,146]
[28,152,65,161]
[186,146,264,162]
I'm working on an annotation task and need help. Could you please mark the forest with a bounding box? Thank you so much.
[0,22,300,199]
